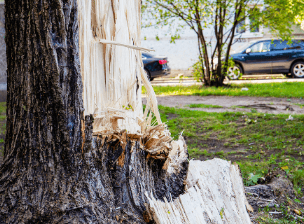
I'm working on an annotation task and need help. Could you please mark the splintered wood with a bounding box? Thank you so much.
[143,124,172,160]
[78,0,160,135]
[146,159,253,224]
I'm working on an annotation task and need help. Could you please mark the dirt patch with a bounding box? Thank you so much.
[166,113,179,120]
[143,95,304,114]
[185,135,250,161]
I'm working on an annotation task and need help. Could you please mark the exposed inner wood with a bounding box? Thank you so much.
[78,0,160,135]
[146,159,253,224]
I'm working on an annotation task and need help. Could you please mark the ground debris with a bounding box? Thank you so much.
[238,104,277,110]
[285,105,295,111]
[245,169,304,223]
[286,114,294,121]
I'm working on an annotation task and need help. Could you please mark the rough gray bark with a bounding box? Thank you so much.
[0,1,188,223]
[0,3,6,85]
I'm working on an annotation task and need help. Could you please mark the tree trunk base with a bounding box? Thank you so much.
[0,117,189,223]
[0,120,252,223]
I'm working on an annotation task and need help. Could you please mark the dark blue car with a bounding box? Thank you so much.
[142,53,171,81]
[228,39,304,80]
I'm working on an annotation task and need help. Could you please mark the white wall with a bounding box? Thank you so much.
[141,25,210,71]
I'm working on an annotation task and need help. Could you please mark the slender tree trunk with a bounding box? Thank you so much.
[0,0,188,223]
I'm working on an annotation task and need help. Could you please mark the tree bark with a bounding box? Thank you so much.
[0,0,188,223]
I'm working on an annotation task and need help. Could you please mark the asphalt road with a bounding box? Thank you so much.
[151,74,304,86]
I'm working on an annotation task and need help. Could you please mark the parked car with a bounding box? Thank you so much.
[142,53,171,81]
[228,39,304,80]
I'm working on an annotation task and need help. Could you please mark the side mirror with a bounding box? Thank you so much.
[246,48,251,54]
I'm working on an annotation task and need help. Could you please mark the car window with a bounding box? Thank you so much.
[271,40,288,51]
[271,40,304,51]
[290,40,304,50]
[250,41,270,53]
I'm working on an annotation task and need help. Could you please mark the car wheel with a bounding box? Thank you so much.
[144,69,152,81]
[227,64,242,80]
[291,62,304,78]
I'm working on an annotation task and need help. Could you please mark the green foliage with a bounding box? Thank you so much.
[193,57,237,83]
[245,173,262,186]
[220,208,224,219]
[192,60,203,83]
[170,33,180,43]
[261,0,304,41]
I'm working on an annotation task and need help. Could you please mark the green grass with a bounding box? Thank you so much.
[188,103,223,108]
[145,82,304,98]
[294,103,304,108]
[159,105,304,192]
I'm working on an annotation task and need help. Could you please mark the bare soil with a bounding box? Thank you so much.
[143,95,304,114]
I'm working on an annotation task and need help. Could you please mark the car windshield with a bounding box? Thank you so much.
[142,53,153,58]
[233,42,253,53]
[250,41,270,53]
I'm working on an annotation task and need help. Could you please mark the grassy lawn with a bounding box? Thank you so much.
[159,105,304,189]
[159,105,304,222]
[147,82,304,98]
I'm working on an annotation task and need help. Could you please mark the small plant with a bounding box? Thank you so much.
[220,208,224,219]
[245,173,262,186]
[250,108,257,113]
[179,74,184,84]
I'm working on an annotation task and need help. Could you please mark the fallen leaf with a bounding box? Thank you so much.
[294,209,301,215]
[281,166,288,170]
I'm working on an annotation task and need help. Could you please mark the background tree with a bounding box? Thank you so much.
[142,0,304,86]
[261,0,304,40]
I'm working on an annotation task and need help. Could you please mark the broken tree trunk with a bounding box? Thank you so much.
[0,0,252,223]
[0,0,187,223]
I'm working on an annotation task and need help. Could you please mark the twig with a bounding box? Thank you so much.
[97,39,154,52]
